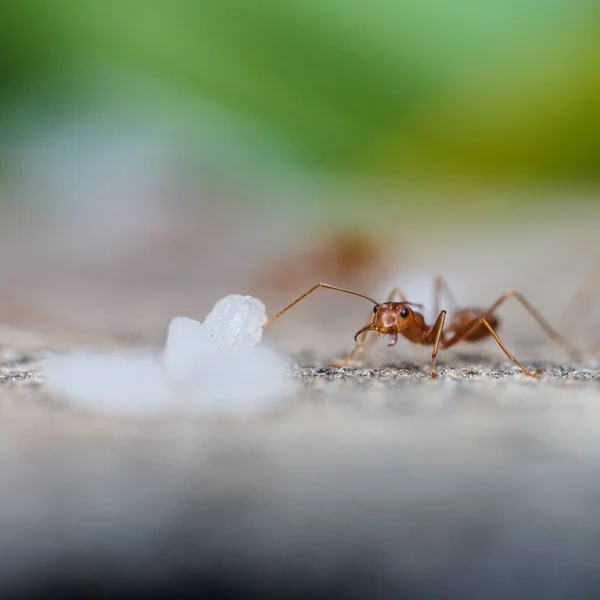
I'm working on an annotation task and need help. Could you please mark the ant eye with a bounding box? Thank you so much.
[373,306,378,313]
[400,308,410,318]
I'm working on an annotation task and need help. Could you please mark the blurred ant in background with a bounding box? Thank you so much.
[257,228,393,294]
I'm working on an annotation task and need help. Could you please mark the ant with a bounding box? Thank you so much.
[263,277,582,378]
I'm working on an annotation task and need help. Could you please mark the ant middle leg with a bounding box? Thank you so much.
[559,259,600,353]
[433,275,459,317]
[442,317,541,377]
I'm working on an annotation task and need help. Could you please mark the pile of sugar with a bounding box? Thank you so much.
[41,295,291,415]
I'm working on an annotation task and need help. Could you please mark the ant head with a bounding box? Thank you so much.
[354,302,416,340]
[375,302,414,332]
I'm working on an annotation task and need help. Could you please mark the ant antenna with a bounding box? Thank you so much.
[264,283,378,329]
[400,301,424,309]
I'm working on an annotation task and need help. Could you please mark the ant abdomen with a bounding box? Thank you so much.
[448,309,500,342]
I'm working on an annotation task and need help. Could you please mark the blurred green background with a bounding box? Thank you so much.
[0,0,599,347]
[1,0,599,193]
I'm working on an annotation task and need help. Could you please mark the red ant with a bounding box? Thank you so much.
[263,277,581,378]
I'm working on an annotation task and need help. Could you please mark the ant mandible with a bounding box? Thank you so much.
[263,277,581,378]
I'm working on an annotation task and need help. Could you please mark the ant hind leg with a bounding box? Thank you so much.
[443,316,541,378]
[483,289,582,360]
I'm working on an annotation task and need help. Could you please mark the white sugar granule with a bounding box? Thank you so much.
[41,295,291,415]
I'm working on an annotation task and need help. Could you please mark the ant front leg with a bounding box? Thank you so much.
[442,317,541,377]
[332,312,375,367]
[333,287,409,367]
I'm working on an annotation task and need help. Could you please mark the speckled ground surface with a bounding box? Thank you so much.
[0,345,599,598]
